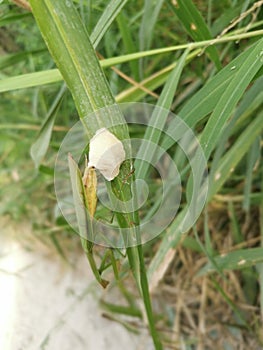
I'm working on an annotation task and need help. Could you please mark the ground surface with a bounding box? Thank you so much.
[0,217,151,350]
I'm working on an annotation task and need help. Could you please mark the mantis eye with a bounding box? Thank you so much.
[88,128,125,181]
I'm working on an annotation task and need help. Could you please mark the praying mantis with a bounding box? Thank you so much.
[68,128,130,288]
[82,156,97,218]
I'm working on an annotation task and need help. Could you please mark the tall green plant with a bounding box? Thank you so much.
[29,0,162,348]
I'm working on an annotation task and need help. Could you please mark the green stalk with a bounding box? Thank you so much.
[29,0,126,139]
[1,30,262,94]
[29,1,162,348]
[81,238,109,289]
[137,243,162,349]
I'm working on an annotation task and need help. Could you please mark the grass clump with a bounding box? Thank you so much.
[0,0,263,348]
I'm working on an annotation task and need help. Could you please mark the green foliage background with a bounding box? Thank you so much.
[0,0,263,348]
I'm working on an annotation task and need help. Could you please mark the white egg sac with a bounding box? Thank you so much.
[88,128,126,181]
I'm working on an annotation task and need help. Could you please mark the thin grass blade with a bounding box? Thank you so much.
[30,84,66,168]
[90,0,128,49]
[148,38,263,282]
[135,49,190,180]
[209,113,263,199]
[169,0,221,69]
[198,248,263,275]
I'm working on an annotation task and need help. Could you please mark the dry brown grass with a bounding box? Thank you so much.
[149,201,263,349]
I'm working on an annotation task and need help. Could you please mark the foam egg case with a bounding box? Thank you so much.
[88,128,126,181]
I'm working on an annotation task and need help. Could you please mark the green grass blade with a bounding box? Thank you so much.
[105,30,263,66]
[200,38,263,160]
[233,76,263,124]
[117,12,139,80]
[29,0,128,168]
[169,0,221,69]
[149,113,263,281]
[209,77,263,181]
[160,41,263,154]
[243,137,261,211]
[100,300,142,318]
[28,0,135,252]
[204,208,214,255]
[193,226,224,278]
[0,12,32,26]
[0,49,46,70]
[135,49,190,180]
[167,113,263,285]
[90,0,128,49]
[165,40,262,135]
[29,0,126,136]
[1,31,262,93]
[209,112,263,199]
[148,39,263,282]
[139,0,165,52]
[197,248,263,275]
[0,50,195,97]
[155,49,190,110]
[137,244,163,350]
[228,202,243,245]
[0,69,62,92]
[147,209,185,281]
[30,84,66,168]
